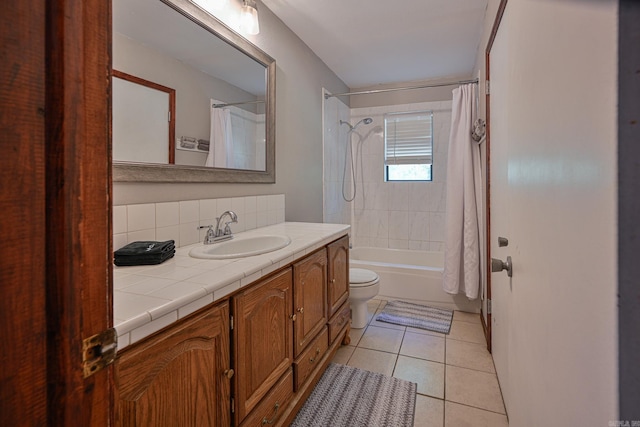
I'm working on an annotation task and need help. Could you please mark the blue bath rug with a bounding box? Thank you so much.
[376,300,453,334]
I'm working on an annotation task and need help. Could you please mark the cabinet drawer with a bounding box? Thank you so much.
[240,368,293,427]
[328,301,351,344]
[293,326,329,391]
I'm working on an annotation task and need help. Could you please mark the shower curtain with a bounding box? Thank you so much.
[206,101,234,168]
[443,83,483,299]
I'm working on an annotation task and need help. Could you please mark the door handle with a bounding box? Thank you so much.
[491,256,513,277]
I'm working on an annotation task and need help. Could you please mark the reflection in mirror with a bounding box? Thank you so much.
[112,70,176,164]
[112,0,275,183]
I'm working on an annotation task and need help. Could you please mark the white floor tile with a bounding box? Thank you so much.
[347,347,397,376]
[446,340,496,373]
[445,365,505,414]
[447,320,486,345]
[358,325,405,353]
[400,331,445,363]
[394,355,445,399]
[444,401,509,427]
[414,394,445,427]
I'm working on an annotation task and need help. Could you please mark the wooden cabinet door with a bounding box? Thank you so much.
[115,302,231,427]
[327,236,349,318]
[234,269,294,424]
[293,249,328,357]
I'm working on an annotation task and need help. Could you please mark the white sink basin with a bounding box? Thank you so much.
[189,234,291,260]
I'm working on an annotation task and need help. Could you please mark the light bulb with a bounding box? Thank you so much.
[240,0,260,35]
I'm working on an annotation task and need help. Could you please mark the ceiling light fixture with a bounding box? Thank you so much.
[240,0,260,35]
[192,0,229,12]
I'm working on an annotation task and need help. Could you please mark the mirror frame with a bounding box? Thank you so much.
[113,0,276,183]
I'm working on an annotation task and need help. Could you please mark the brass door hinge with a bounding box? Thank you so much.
[82,328,117,378]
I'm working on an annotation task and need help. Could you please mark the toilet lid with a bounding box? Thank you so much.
[350,268,379,287]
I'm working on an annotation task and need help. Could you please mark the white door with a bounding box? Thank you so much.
[486,0,618,425]
[488,3,512,414]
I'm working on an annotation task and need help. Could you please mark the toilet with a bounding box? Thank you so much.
[349,268,380,329]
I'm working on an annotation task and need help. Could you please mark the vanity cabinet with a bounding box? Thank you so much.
[233,269,294,425]
[327,235,349,318]
[115,301,231,427]
[292,249,328,358]
[115,235,351,427]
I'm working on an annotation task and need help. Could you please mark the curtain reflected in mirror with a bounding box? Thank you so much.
[206,100,265,170]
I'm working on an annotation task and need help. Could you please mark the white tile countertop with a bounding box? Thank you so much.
[113,222,350,351]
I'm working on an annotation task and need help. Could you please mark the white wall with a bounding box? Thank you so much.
[478,0,618,425]
[113,1,349,224]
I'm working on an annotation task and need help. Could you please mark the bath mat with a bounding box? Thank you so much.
[376,300,453,334]
[290,363,416,427]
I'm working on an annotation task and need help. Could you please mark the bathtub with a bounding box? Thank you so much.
[350,247,480,313]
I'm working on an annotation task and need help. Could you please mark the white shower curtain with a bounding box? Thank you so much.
[206,101,234,168]
[443,84,483,299]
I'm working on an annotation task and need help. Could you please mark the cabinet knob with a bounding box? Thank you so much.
[330,278,336,284]
[223,368,234,379]
[309,348,321,363]
[290,313,297,321]
[297,307,304,314]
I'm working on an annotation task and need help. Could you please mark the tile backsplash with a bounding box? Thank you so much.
[113,194,285,250]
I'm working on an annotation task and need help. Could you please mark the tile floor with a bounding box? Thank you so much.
[331,299,509,427]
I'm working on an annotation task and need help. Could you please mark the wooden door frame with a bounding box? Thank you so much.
[46,0,113,424]
[1,1,113,425]
[482,0,509,353]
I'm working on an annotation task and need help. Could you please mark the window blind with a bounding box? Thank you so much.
[384,111,433,165]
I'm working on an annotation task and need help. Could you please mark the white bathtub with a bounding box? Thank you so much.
[350,247,480,313]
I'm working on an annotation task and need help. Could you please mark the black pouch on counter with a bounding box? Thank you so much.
[114,240,175,266]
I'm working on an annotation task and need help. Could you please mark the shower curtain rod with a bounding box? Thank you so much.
[212,100,264,108]
[324,78,478,99]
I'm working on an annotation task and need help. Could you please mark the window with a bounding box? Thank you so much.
[384,111,433,181]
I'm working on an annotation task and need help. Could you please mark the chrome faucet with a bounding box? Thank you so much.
[197,210,238,245]
[214,210,238,239]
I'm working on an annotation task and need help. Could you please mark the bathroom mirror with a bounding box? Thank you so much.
[112,0,276,183]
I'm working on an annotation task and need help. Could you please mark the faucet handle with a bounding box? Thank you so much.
[198,225,216,244]
[223,222,234,235]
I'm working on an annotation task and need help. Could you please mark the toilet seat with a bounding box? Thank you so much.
[350,268,379,287]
